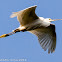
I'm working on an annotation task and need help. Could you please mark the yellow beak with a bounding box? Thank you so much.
[52,19,62,21]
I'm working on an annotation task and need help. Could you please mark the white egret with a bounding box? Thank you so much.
[0,5,62,53]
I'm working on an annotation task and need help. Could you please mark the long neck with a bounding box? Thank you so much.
[38,17,51,27]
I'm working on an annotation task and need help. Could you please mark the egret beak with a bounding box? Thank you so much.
[52,19,62,21]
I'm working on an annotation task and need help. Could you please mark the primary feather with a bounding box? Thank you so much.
[29,24,56,53]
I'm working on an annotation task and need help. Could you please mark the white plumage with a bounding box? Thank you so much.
[0,5,62,54]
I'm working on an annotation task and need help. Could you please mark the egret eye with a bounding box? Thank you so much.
[49,19,51,20]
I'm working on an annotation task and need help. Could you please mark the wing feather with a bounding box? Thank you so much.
[10,5,38,26]
[29,24,56,53]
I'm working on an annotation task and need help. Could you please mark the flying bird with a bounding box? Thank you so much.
[0,5,62,53]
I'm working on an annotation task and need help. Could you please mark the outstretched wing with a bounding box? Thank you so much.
[29,24,56,53]
[10,5,39,26]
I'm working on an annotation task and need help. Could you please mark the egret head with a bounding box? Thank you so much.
[44,18,52,22]
[45,18,62,22]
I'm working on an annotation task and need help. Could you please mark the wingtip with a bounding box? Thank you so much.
[31,5,37,8]
[48,50,55,54]
[10,12,18,18]
[28,5,37,9]
[33,5,37,7]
